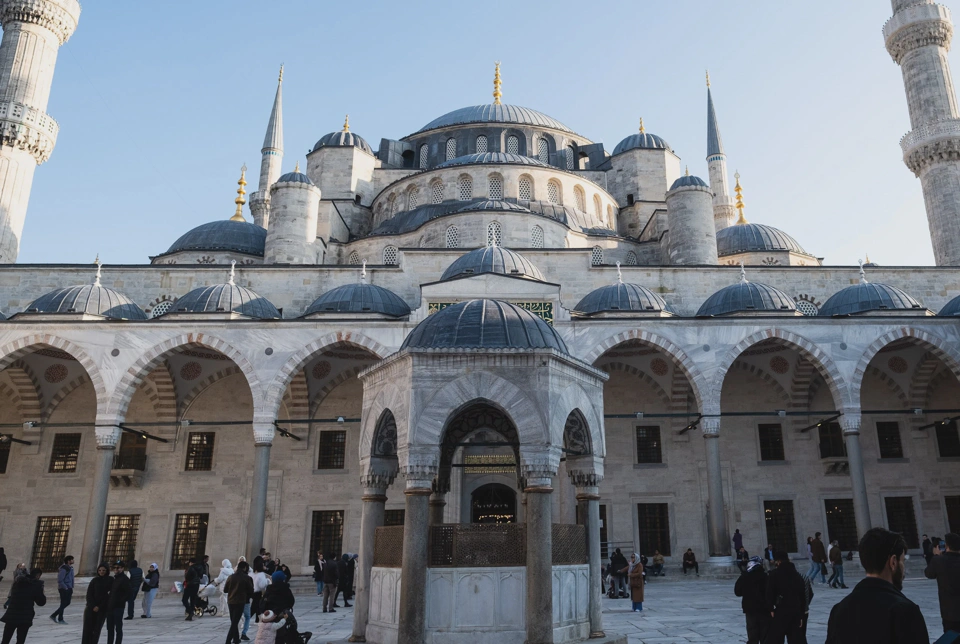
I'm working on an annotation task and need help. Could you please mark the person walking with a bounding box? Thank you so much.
[809,533,828,584]
[344,555,357,604]
[105,561,129,644]
[0,548,6,583]
[251,559,270,625]
[140,564,159,618]
[924,532,960,634]
[825,527,929,643]
[733,529,744,553]
[923,534,935,567]
[734,556,769,644]
[81,564,111,644]
[183,558,202,621]
[321,554,339,613]
[736,547,750,574]
[334,554,352,608]
[682,549,699,576]
[0,567,45,644]
[622,553,644,612]
[214,559,235,618]
[49,555,74,624]
[764,551,806,644]
[123,561,141,621]
[223,560,254,644]
[312,552,324,596]
[609,549,628,597]
[827,540,847,589]
[804,537,818,581]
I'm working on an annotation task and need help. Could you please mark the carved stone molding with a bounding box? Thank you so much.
[885,3,954,63]
[0,101,58,164]
[519,445,561,480]
[568,470,603,488]
[840,412,862,436]
[903,134,960,175]
[360,471,395,491]
[0,0,81,45]
[701,416,721,437]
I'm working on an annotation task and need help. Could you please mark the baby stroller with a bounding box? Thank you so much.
[277,610,312,644]
[194,581,219,617]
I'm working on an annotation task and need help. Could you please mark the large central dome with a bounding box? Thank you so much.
[416,104,573,134]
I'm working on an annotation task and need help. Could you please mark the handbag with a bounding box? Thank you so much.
[141,581,150,592]
[820,562,828,576]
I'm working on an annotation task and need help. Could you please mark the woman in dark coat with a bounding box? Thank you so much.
[0,567,45,644]
[261,571,294,616]
[81,564,111,644]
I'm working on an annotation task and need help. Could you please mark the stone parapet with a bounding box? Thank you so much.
[901,119,960,174]
[885,2,953,63]
[0,100,57,163]
[0,0,80,45]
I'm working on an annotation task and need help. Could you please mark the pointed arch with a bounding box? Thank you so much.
[1,360,43,422]
[0,335,107,411]
[371,408,399,459]
[726,360,790,403]
[180,366,243,415]
[308,365,368,419]
[596,362,671,408]
[44,374,91,422]
[862,365,909,408]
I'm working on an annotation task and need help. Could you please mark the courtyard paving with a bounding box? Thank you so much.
[3,572,948,643]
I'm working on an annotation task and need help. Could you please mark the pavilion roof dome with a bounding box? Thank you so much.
[304,282,410,317]
[440,246,545,282]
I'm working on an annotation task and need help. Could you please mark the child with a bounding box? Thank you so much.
[255,610,286,644]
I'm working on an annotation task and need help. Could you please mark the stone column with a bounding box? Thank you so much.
[841,412,872,541]
[350,471,395,643]
[429,479,448,525]
[245,423,274,560]
[522,447,560,644]
[702,416,730,558]
[571,471,604,639]
[80,422,118,575]
[397,462,436,644]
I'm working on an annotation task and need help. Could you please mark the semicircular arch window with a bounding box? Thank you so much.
[488,174,503,200]
[506,135,519,155]
[348,251,361,265]
[431,181,444,204]
[476,135,488,154]
[531,225,544,249]
[445,138,457,161]
[382,246,398,265]
[487,221,502,247]
[458,175,473,201]
[518,176,533,201]
[537,138,549,164]
[547,180,562,205]
[419,144,429,169]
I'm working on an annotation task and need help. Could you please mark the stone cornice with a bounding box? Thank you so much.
[902,128,960,175]
[0,0,81,45]
[885,5,953,64]
[0,101,58,164]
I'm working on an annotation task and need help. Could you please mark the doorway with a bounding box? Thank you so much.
[470,483,517,524]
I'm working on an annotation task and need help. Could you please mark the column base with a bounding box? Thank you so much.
[347,636,365,642]
[589,631,607,639]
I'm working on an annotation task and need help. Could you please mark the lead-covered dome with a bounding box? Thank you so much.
[276,170,313,185]
[312,130,374,155]
[173,283,280,319]
[938,294,960,316]
[27,283,146,320]
[441,247,545,282]
[304,283,410,317]
[669,175,709,191]
[717,223,808,256]
[164,220,266,258]
[612,132,671,155]
[819,282,924,316]
[575,282,671,315]
[697,281,797,316]
[436,152,549,170]
[401,299,567,352]
[416,104,573,134]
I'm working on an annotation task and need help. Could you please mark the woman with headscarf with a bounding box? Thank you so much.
[81,564,111,644]
[214,559,235,618]
[140,564,160,618]
[619,553,645,612]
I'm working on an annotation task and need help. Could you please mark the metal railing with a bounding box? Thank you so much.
[112,452,147,471]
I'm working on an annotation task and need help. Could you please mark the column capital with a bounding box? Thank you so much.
[840,411,862,435]
[94,418,120,449]
[519,445,561,483]
[253,422,275,446]
[568,470,603,488]
[701,416,721,437]
[360,471,395,491]
[399,446,438,487]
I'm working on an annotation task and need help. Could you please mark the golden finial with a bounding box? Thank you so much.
[294,160,300,173]
[734,171,747,225]
[342,114,350,133]
[94,253,99,265]
[278,64,284,83]
[493,61,502,105]
[685,166,690,176]
[639,117,646,134]
[231,165,247,222]
[865,252,871,264]
[706,70,711,88]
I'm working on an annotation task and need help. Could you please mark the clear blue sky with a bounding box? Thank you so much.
[20,0,945,265]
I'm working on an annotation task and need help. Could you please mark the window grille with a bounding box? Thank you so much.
[31,516,70,572]
[488,175,503,200]
[487,221,502,247]
[763,500,797,553]
[171,513,209,570]
[537,138,549,163]
[150,301,173,318]
[407,186,419,210]
[635,426,662,464]
[506,135,519,155]
[348,252,361,265]
[758,424,785,461]
[884,496,919,548]
[49,433,81,473]
[824,499,858,551]
[566,147,575,170]
[876,422,903,459]
[384,509,406,526]
[475,135,487,154]
[593,195,602,218]
[624,251,638,266]
[458,175,473,201]
[317,430,347,469]
[636,503,670,556]
[445,138,457,161]
[795,299,819,317]
[936,420,960,457]
[574,187,586,212]
[530,225,544,249]
[102,514,140,565]
[946,495,960,534]
[0,440,9,473]
[518,176,533,200]
[310,510,344,559]
[547,181,561,204]
[591,246,603,266]
[382,246,398,265]
[445,226,459,249]
[184,432,215,471]
[818,422,846,459]
[419,144,429,169]
[431,181,444,204]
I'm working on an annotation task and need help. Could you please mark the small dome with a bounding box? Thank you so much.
[276,170,314,185]
[697,281,797,316]
[612,132,671,155]
[669,175,709,191]
[939,294,960,316]
[164,220,266,257]
[417,104,573,134]
[441,247,545,282]
[436,152,550,170]
[312,130,374,155]
[455,200,532,214]
[819,282,924,316]
[173,283,280,319]
[717,223,808,256]
[574,282,671,314]
[27,284,146,320]
[304,283,410,317]
[401,299,568,352]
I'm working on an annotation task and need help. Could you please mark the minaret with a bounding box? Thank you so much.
[886,1,960,265]
[0,0,81,262]
[249,66,284,229]
[705,72,737,232]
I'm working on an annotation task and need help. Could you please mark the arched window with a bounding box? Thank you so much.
[375,202,383,224]
[506,135,519,155]
[382,246,398,265]
[566,146,575,170]
[606,204,614,223]
[150,300,173,318]
[445,138,457,161]
[537,138,549,163]
[593,195,602,218]
[488,174,503,200]
[388,194,398,215]
[547,180,562,205]
[530,225,544,248]
[431,180,444,204]
[475,135,488,154]
[591,246,603,266]
[445,226,460,249]
[407,186,420,210]
[624,251,638,266]
[458,175,473,201]
[348,251,361,265]
[574,186,586,211]
[518,175,533,201]
[419,144,429,169]
[487,221,502,247]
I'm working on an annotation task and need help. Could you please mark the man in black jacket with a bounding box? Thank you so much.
[322,554,339,613]
[925,532,960,634]
[826,527,929,643]
[105,561,130,644]
[610,549,628,597]
[0,567,45,643]
[182,558,202,621]
[734,556,769,644]
[124,560,142,620]
[82,564,111,644]
[764,551,806,644]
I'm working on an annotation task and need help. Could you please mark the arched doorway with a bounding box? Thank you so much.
[471,483,517,524]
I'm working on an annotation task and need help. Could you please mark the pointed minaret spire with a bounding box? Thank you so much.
[705,73,737,231]
[493,61,502,105]
[251,67,285,229]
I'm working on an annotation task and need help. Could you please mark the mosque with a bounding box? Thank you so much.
[0,0,959,641]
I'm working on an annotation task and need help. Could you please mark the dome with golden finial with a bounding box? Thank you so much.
[312,114,374,154]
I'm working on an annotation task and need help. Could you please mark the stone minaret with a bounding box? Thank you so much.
[249,66,284,229]
[0,0,81,263]
[706,73,736,232]
[886,0,960,265]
